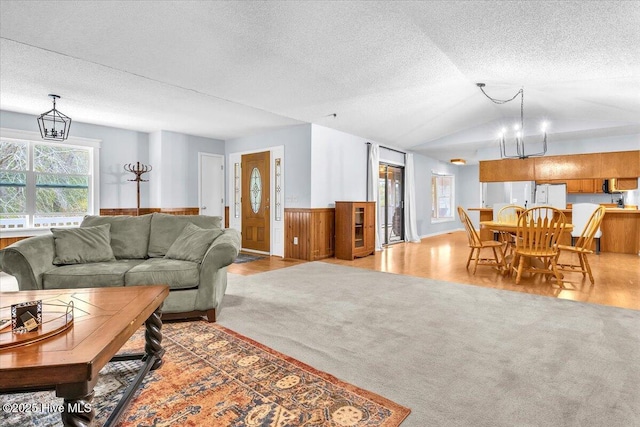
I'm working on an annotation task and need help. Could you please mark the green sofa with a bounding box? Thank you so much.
[0,213,240,322]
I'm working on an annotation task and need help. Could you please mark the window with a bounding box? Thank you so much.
[0,129,100,231]
[432,172,454,222]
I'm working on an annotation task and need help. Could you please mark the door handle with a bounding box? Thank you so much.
[201,206,207,210]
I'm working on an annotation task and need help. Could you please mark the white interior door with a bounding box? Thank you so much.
[199,153,225,221]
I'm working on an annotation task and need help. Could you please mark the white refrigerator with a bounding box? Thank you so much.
[534,184,567,209]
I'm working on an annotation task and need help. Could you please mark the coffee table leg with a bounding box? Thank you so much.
[144,306,164,370]
[61,391,94,427]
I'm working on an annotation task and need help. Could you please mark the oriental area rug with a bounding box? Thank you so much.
[0,321,410,427]
[233,252,266,264]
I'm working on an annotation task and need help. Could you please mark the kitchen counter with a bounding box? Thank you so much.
[469,207,640,254]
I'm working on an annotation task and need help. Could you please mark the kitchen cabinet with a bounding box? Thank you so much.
[534,153,599,180]
[479,158,535,182]
[479,151,639,182]
[335,201,375,260]
[594,179,604,193]
[538,179,604,194]
[613,178,639,191]
[600,151,640,178]
[566,179,596,193]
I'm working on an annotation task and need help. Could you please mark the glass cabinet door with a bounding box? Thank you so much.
[354,206,365,248]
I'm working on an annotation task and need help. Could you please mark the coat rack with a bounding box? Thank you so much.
[124,162,152,216]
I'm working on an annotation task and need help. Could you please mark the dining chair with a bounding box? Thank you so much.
[512,206,567,285]
[491,203,510,240]
[497,204,524,224]
[555,205,606,284]
[457,206,506,274]
[496,204,525,263]
[571,203,602,253]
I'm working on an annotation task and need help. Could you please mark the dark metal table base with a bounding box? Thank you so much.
[62,307,164,427]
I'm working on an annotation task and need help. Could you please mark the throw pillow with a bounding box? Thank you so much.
[81,214,152,259]
[164,223,223,263]
[148,213,222,257]
[52,224,116,265]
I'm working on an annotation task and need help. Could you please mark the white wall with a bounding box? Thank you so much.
[149,131,162,208]
[413,154,462,237]
[0,110,224,210]
[150,130,224,208]
[310,125,368,207]
[309,124,463,238]
[457,164,482,228]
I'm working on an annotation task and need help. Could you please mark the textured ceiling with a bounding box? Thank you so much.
[1,1,639,163]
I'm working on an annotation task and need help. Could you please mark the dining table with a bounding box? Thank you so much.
[479,220,574,280]
[480,220,574,235]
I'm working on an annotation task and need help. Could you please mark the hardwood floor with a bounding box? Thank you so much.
[228,254,306,276]
[229,231,640,311]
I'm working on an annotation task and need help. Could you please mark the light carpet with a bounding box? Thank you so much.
[218,262,640,427]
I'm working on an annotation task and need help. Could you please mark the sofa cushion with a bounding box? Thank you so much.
[43,259,145,289]
[81,214,152,259]
[51,224,116,265]
[148,213,222,257]
[164,223,223,264]
[125,258,200,290]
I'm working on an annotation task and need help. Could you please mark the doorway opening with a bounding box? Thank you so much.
[378,163,404,245]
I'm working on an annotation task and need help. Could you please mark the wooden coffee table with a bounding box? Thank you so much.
[0,285,169,427]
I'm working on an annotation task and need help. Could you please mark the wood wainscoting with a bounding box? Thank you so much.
[0,236,30,250]
[285,208,335,261]
[100,207,200,216]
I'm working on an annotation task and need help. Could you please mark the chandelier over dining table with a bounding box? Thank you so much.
[476,83,548,159]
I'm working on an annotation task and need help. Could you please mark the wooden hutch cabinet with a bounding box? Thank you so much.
[335,201,375,260]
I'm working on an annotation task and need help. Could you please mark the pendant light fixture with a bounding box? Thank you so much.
[476,83,548,159]
[37,94,72,141]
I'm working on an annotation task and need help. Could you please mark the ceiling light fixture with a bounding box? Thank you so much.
[37,94,72,141]
[476,83,547,160]
[450,158,466,165]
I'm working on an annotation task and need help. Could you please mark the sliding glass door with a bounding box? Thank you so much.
[378,163,404,245]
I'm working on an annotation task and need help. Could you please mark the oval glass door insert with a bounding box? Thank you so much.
[250,167,262,213]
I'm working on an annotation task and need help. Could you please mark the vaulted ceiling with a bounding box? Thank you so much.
[1,1,638,163]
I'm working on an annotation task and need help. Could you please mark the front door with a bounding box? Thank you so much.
[241,151,270,253]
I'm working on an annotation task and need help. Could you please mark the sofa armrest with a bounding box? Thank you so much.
[201,228,241,271]
[0,235,56,290]
[194,228,240,312]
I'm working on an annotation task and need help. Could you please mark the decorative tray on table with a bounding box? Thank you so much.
[0,300,74,350]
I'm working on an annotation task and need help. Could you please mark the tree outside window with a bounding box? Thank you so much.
[0,136,95,230]
[432,173,454,222]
